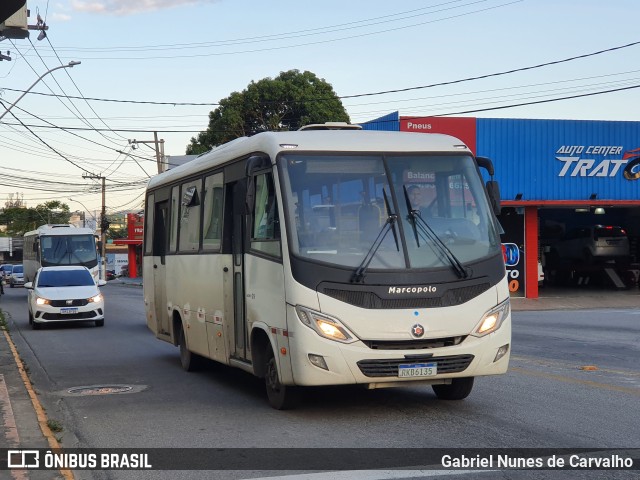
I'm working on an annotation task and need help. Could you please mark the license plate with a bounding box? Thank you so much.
[60,307,78,315]
[398,362,437,378]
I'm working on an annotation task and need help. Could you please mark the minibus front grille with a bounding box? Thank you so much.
[322,283,490,309]
[362,336,467,350]
[357,354,474,377]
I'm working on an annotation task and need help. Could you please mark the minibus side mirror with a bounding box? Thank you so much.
[476,156,501,215]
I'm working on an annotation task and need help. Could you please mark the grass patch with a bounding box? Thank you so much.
[47,419,64,433]
[0,310,7,331]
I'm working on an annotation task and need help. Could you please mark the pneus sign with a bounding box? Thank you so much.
[555,145,640,180]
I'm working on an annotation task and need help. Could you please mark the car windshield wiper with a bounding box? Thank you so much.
[351,190,399,283]
[402,186,470,279]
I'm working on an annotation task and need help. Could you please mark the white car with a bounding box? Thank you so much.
[25,266,106,329]
[551,225,630,264]
[8,264,24,287]
[538,260,544,287]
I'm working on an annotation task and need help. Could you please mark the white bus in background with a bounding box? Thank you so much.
[143,124,510,409]
[23,224,100,283]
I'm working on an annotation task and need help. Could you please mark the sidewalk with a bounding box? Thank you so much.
[0,327,66,479]
[110,275,143,287]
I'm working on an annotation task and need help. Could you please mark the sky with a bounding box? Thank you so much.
[1,0,639,217]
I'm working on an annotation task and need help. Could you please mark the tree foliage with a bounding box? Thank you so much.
[0,201,71,236]
[186,70,350,154]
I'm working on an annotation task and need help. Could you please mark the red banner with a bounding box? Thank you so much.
[127,213,144,240]
[400,116,476,154]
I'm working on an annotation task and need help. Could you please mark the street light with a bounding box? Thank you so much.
[68,197,97,224]
[0,61,81,121]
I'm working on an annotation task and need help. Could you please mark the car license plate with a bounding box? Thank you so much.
[60,307,78,315]
[398,363,437,378]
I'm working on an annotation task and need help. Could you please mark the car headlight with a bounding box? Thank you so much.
[88,293,103,303]
[295,306,357,344]
[35,296,50,306]
[472,298,510,337]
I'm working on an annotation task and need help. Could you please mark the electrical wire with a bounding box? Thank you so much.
[23,0,520,60]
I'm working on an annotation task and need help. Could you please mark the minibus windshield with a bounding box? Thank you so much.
[280,153,501,270]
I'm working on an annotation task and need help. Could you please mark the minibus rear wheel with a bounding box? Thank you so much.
[178,324,202,372]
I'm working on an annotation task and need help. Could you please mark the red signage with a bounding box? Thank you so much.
[400,116,477,154]
[127,213,144,240]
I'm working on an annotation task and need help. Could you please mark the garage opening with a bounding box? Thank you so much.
[538,207,640,292]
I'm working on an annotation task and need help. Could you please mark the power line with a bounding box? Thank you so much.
[42,1,481,53]
[20,0,520,61]
[5,80,640,135]
[5,39,640,109]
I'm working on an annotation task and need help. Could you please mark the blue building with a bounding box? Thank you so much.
[361,113,640,298]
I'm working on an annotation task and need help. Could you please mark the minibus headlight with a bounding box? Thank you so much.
[35,296,50,306]
[472,299,510,337]
[295,306,357,344]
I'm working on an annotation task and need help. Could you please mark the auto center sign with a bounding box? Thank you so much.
[555,145,640,179]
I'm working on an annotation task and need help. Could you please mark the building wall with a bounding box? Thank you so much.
[476,118,640,202]
[360,111,400,131]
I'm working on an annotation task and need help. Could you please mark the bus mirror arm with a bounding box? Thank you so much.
[476,156,494,176]
[486,181,501,215]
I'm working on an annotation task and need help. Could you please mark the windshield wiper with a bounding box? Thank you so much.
[351,190,399,283]
[402,186,470,279]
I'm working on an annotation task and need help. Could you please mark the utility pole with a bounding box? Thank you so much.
[129,133,165,174]
[82,174,107,280]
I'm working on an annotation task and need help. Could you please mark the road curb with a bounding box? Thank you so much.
[0,319,71,479]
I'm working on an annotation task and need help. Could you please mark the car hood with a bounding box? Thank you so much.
[36,286,100,300]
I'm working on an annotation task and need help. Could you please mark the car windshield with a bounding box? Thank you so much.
[37,269,94,287]
[279,153,501,270]
[12,265,23,274]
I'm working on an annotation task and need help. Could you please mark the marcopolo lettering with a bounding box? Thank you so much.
[388,286,437,294]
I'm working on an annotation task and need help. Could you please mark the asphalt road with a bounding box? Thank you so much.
[1,283,638,480]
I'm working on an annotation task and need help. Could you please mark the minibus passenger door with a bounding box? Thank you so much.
[153,200,170,337]
[230,181,249,360]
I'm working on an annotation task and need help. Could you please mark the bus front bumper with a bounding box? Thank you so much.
[286,313,511,388]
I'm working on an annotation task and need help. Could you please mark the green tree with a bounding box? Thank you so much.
[0,201,71,236]
[186,70,350,154]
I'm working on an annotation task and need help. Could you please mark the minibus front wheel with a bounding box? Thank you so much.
[432,377,474,400]
[265,345,300,410]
